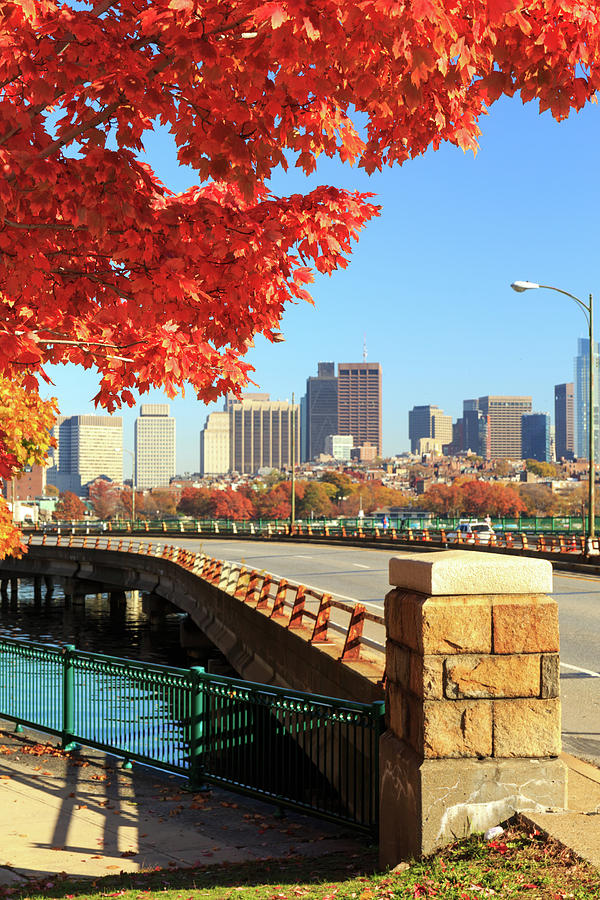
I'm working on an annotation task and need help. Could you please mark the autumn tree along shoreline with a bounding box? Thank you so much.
[2,0,600,553]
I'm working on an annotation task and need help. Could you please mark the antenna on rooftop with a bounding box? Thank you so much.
[363,333,368,362]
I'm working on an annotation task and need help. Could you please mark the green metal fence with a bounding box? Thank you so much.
[38,512,598,536]
[0,637,384,832]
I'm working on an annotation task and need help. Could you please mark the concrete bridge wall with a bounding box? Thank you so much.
[0,546,383,705]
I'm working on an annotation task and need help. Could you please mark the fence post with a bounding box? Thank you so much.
[61,644,78,751]
[188,666,206,790]
[379,550,565,867]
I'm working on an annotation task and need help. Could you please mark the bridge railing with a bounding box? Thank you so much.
[24,534,387,672]
[29,513,597,535]
[0,635,384,831]
[28,519,597,557]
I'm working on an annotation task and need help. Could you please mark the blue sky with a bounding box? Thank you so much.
[45,94,600,477]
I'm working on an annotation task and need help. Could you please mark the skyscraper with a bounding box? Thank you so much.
[522,413,551,462]
[463,406,488,456]
[337,362,382,456]
[573,339,600,461]
[135,404,175,488]
[408,405,452,454]
[554,382,574,461]
[47,415,123,494]
[230,397,300,474]
[306,362,338,460]
[199,411,230,476]
[477,396,532,459]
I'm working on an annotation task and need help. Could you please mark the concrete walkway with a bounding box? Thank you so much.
[0,722,367,886]
[0,723,598,887]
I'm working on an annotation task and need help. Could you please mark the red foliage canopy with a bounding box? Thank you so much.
[2,0,599,408]
[1,0,599,552]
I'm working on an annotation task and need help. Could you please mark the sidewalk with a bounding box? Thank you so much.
[0,723,598,888]
[521,752,600,869]
[0,722,368,887]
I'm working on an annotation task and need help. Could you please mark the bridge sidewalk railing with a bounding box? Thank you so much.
[0,635,384,833]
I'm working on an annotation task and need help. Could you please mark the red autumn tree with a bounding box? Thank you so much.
[1,0,600,553]
[53,490,87,521]
[211,489,255,521]
[88,478,122,519]
[177,486,214,518]
[254,483,292,520]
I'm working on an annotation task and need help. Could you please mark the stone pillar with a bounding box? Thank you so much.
[379,550,565,866]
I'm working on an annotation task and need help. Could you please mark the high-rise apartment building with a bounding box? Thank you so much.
[230,398,300,474]
[337,362,382,456]
[408,405,452,454]
[134,404,175,489]
[554,382,574,461]
[305,362,338,460]
[199,411,230,476]
[522,413,551,462]
[574,339,600,461]
[476,396,532,459]
[47,415,123,494]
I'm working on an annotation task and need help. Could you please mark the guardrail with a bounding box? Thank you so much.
[29,520,596,556]
[0,635,384,831]
[31,512,600,535]
[24,533,387,670]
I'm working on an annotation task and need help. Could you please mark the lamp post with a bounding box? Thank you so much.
[511,280,597,555]
[290,392,296,534]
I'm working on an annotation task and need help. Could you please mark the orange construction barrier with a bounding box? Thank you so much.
[288,585,305,628]
[245,570,261,604]
[256,577,272,609]
[270,579,288,618]
[339,604,366,661]
[234,566,248,600]
[311,594,332,643]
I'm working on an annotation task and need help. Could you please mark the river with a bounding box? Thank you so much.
[0,578,190,667]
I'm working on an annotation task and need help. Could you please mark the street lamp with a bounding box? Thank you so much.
[511,280,597,555]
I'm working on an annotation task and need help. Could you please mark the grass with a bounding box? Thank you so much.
[1,821,598,900]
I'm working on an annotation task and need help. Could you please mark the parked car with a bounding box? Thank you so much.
[446,520,495,544]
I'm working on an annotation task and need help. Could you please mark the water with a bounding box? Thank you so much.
[0,578,190,667]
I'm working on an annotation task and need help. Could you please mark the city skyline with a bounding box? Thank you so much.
[40,95,600,474]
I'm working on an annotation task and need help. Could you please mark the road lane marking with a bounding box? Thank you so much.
[560,662,600,678]
[352,563,370,569]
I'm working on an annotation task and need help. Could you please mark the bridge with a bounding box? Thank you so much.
[0,533,576,864]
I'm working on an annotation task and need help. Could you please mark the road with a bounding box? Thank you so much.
[172,537,600,767]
